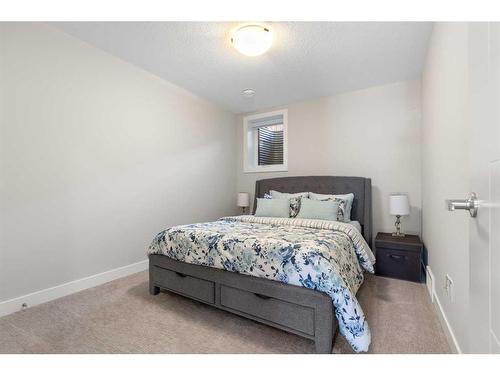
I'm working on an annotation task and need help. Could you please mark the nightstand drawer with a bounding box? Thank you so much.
[376,247,422,282]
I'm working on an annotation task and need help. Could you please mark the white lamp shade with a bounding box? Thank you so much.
[237,192,250,208]
[390,194,410,216]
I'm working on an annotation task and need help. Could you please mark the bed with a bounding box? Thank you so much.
[148,176,374,353]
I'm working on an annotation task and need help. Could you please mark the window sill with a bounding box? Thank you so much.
[244,165,288,173]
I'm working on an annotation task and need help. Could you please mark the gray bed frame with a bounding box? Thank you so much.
[149,176,372,353]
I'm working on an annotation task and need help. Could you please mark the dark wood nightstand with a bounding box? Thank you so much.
[374,232,424,283]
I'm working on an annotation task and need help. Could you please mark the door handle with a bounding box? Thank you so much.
[446,192,479,217]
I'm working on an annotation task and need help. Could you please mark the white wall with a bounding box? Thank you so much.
[421,23,469,352]
[236,80,422,238]
[0,23,237,303]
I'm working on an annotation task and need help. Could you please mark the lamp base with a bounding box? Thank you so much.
[392,215,405,237]
[392,232,406,237]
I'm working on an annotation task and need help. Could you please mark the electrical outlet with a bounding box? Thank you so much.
[444,274,454,302]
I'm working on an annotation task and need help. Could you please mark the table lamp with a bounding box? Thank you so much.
[390,194,410,237]
[237,192,250,214]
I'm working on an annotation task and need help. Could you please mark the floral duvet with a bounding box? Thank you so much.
[147,215,376,352]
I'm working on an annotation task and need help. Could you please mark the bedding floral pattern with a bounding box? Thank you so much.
[147,215,376,352]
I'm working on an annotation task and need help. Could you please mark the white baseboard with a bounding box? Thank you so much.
[432,291,462,353]
[0,259,149,318]
[426,266,435,302]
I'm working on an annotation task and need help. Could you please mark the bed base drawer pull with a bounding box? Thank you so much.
[254,293,272,300]
[175,271,187,278]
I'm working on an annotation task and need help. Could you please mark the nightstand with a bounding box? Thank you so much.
[374,232,424,283]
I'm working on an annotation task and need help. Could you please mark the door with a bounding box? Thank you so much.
[468,23,500,353]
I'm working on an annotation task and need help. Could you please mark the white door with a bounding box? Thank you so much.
[467,22,500,354]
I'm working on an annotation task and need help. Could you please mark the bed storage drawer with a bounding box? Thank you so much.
[151,266,215,304]
[220,285,315,335]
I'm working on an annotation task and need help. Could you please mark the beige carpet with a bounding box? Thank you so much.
[0,271,450,354]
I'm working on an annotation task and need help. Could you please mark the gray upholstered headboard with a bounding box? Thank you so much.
[253,176,372,247]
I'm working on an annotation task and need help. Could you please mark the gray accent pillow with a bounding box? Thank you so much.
[296,198,339,221]
[254,198,290,218]
[309,192,354,222]
[270,190,309,217]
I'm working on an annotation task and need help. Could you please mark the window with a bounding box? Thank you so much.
[243,109,288,173]
[258,124,284,166]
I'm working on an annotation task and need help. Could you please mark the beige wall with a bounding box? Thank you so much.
[0,23,237,302]
[236,80,422,238]
[421,23,469,352]
[1,25,470,352]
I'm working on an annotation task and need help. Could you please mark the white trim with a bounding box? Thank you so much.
[432,290,462,353]
[491,329,500,353]
[243,109,288,173]
[426,266,435,302]
[0,259,148,318]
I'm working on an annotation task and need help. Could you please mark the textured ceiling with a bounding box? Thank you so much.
[54,22,432,114]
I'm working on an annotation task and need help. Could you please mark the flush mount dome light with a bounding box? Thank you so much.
[231,25,273,56]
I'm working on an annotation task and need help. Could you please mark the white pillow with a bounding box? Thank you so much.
[269,190,309,218]
[269,190,309,199]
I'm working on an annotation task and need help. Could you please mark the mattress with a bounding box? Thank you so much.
[349,220,362,233]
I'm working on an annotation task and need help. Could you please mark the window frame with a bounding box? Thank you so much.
[243,109,288,173]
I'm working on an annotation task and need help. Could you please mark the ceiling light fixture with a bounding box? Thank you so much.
[241,89,256,98]
[231,25,273,57]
